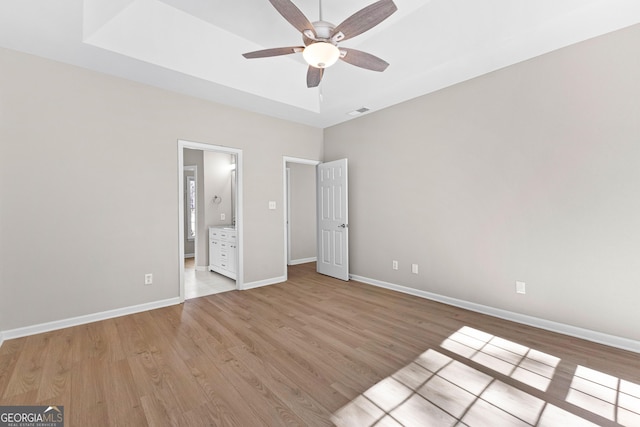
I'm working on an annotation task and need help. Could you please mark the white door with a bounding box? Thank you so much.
[317,159,349,281]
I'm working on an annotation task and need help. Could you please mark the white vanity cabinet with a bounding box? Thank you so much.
[209,227,237,279]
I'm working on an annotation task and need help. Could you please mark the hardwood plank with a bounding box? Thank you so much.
[113,312,151,357]
[213,355,308,427]
[0,338,25,399]
[183,355,264,427]
[69,359,109,426]
[139,395,172,427]
[2,333,52,398]
[258,348,347,411]
[103,359,147,426]
[229,345,334,426]
[131,311,209,419]
[36,327,74,402]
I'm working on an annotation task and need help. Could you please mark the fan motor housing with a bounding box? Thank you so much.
[311,20,335,40]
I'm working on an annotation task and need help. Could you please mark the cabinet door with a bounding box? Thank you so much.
[209,239,221,268]
[228,243,236,272]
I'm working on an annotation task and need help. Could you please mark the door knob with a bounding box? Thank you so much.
[339,224,348,228]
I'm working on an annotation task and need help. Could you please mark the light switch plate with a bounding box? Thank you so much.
[516,281,526,294]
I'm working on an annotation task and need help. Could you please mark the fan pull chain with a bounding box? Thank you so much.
[319,0,323,21]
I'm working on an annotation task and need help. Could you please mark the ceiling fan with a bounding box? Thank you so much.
[242,0,398,88]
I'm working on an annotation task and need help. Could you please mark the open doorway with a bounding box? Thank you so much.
[283,157,320,280]
[179,140,243,301]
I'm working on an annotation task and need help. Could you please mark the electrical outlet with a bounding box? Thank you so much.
[392,260,398,270]
[144,273,153,285]
[220,213,226,220]
[269,201,276,210]
[412,264,419,274]
[516,281,526,294]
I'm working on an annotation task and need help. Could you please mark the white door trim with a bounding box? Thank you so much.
[178,140,244,302]
[286,167,291,265]
[282,156,321,282]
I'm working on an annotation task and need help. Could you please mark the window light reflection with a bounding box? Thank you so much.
[567,365,640,425]
[332,327,640,426]
[332,348,597,427]
[441,326,560,391]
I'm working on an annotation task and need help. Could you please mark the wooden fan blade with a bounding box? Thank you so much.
[268,0,315,37]
[332,0,397,42]
[243,46,304,59]
[307,66,324,88]
[340,48,389,72]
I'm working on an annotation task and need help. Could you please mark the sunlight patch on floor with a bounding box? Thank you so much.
[441,326,560,391]
[331,326,640,426]
[567,365,640,425]
[332,347,597,426]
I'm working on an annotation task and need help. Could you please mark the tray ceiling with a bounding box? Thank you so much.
[1,0,639,128]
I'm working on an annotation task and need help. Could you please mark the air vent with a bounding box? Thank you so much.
[347,107,371,116]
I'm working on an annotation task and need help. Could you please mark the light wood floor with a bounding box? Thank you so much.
[1,263,639,426]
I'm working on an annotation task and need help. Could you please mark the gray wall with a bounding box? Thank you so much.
[288,163,317,263]
[324,24,640,341]
[0,47,322,331]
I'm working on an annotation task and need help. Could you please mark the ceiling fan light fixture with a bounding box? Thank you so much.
[303,42,340,68]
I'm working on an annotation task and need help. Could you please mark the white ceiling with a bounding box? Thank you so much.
[1,0,639,128]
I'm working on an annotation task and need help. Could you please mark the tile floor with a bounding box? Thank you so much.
[184,257,236,299]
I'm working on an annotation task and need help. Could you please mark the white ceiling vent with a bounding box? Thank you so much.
[348,107,371,116]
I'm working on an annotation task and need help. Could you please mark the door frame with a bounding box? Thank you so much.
[282,156,321,281]
[178,140,244,302]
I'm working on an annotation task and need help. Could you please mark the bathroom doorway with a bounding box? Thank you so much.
[178,140,243,301]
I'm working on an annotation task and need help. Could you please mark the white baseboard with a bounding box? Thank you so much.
[0,297,181,344]
[184,253,195,258]
[288,257,317,266]
[350,274,640,354]
[0,331,4,349]
[242,275,286,290]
